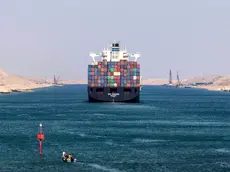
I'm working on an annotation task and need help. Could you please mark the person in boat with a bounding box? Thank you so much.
[62,152,76,162]
[68,153,73,161]
[62,152,68,161]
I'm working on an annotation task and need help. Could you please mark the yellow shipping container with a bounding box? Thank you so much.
[114,72,120,76]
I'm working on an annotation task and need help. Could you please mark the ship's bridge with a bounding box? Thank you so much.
[89,41,140,63]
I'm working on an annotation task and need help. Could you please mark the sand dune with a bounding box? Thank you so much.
[0,68,87,94]
[181,75,230,91]
[0,68,53,93]
[181,75,222,85]
[144,75,230,91]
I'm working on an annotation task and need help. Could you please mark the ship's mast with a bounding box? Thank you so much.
[176,71,180,86]
[53,75,60,85]
[169,69,172,85]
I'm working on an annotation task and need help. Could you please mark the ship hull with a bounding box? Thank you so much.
[88,86,140,103]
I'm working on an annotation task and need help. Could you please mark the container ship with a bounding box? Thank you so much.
[88,41,141,102]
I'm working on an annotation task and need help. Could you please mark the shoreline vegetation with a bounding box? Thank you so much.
[0,68,230,94]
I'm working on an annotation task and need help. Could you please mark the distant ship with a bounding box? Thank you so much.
[87,41,141,102]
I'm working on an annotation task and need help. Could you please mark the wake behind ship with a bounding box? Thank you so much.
[88,41,141,102]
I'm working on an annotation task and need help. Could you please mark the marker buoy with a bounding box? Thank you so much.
[36,122,44,156]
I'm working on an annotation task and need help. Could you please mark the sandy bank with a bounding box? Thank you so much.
[0,68,55,94]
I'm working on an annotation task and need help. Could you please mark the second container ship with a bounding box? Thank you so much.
[88,41,141,102]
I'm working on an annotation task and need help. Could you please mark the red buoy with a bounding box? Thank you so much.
[36,122,44,156]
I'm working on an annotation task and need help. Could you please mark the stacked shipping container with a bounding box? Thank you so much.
[88,60,140,87]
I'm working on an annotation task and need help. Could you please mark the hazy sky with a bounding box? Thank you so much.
[1,0,230,80]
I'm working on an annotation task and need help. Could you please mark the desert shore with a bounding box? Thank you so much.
[1,68,230,94]
[142,75,230,92]
[0,68,57,94]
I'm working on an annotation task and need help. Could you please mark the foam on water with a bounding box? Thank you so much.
[88,164,123,172]
[112,104,157,110]
[132,138,169,143]
[106,119,230,127]
[77,133,86,137]
[216,148,230,153]
[92,113,117,117]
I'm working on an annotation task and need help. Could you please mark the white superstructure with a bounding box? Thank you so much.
[89,41,141,62]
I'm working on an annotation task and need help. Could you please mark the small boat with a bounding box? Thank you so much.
[62,156,76,163]
[62,152,77,163]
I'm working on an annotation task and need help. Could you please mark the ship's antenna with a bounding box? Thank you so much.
[169,69,172,85]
